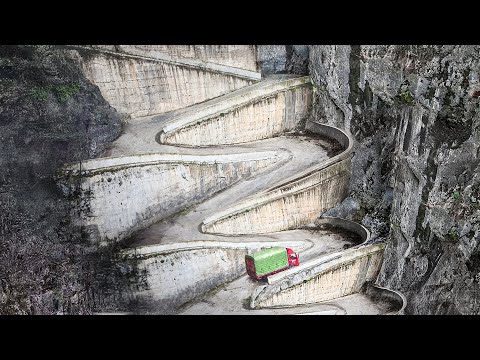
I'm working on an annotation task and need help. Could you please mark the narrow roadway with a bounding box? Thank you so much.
[102,75,386,314]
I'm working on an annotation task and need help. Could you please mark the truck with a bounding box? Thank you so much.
[245,246,299,280]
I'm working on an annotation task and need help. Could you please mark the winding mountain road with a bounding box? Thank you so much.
[95,75,392,314]
[61,66,403,314]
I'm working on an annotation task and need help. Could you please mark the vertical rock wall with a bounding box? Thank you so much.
[309,45,480,314]
[257,45,310,75]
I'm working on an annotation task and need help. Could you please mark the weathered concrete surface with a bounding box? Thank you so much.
[58,151,289,244]
[309,45,480,314]
[98,76,309,156]
[265,216,370,285]
[125,226,360,313]
[178,233,402,315]
[201,122,353,234]
[114,118,350,310]
[201,159,350,234]
[360,283,406,315]
[51,42,399,314]
[89,45,258,72]
[158,76,312,146]
[176,227,360,314]
[121,240,310,314]
[181,280,399,315]
[80,46,261,81]
[120,103,397,314]
[241,216,387,310]
[125,135,336,247]
[70,46,258,118]
[251,242,384,308]
[57,75,334,247]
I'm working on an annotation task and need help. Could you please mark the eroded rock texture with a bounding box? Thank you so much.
[311,45,480,314]
[257,45,309,75]
[0,45,142,314]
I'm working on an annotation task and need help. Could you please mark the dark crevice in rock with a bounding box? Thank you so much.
[348,45,362,108]
[402,111,413,153]
[418,112,429,155]
[413,148,438,243]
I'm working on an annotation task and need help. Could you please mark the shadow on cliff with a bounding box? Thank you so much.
[0,45,145,314]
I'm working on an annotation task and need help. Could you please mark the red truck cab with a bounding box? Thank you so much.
[287,247,300,266]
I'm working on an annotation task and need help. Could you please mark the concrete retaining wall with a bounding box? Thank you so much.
[201,122,354,234]
[247,216,401,310]
[265,216,370,285]
[114,45,258,72]
[57,151,289,243]
[72,46,259,118]
[158,76,312,146]
[87,45,258,72]
[122,240,310,314]
[251,242,385,308]
[202,159,350,234]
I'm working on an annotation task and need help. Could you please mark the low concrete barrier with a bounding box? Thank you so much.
[361,282,407,315]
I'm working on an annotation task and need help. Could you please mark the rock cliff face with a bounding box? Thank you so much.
[257,45,309,75]
[0,45,141,314]
[310,45,480,314]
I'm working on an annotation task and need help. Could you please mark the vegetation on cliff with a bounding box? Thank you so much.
[0,45,142,314]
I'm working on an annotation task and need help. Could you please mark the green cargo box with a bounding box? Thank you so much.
[245,246,289,277]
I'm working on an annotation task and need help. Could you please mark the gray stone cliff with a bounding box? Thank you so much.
[257,45,309,75]
[0,45,140,314]
[311,45,480,314]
